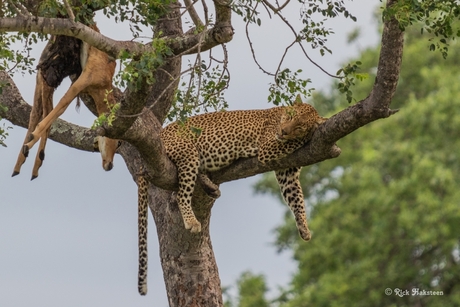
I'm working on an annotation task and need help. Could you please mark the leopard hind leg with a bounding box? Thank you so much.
[275,167,311,241]
[176,156,202,233]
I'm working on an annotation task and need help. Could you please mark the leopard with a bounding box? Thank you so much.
[160,97,327,241]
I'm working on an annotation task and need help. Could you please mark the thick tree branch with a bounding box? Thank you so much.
[0,16,147,59]
[0,0,233,59]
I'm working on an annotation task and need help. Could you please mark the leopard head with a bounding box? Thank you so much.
[276,96,327,142]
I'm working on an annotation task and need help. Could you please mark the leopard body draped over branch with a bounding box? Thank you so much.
[161,99,327,241]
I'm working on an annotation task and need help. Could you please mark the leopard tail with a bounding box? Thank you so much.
[137,175,149,295]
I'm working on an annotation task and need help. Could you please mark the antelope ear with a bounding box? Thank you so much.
[293,94,303,105]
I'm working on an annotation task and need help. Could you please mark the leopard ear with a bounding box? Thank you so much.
[293,94,303,105]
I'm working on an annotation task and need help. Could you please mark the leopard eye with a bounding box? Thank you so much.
[117,141,122,149]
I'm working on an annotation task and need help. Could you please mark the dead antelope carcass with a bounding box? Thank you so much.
[13,24,120,179]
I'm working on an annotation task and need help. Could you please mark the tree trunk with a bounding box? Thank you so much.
[121,146,223,306]
[150,185,223,306]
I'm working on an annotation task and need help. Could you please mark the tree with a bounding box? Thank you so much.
[255,23,460,307]
[1,0,459,306]
[225,271,269,307]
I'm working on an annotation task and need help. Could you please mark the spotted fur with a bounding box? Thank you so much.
[137,175,149,295]
[161,100,326,241]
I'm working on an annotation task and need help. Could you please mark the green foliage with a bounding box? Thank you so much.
[38,0,67,18]
[268,69,313,106]
[280,77,460,306]
[336,60,367,103]
[0,33,37,75]
[255,20,460,307]
[384,0,460,58]
[234,0,359,105]
[117,36,172,90]
[298,0,356,56]
[0,121,11,147]
[231,0,262,26]
[103,0,170,35]
[91,90,120,129]
[0,103,10,147]
[168,58,230,123]
[225,271,270,307]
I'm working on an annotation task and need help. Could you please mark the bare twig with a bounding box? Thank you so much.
[269,0,291,13]
[277,0,291,11]
[260,0,339,78]
[201,0,209,25]
[117,65,195,118]
[183,0,204,28]
[120,38,229,120]
[297,42,339,78]
[62,0,76,21]
[211,44,230,93]
[245,2,275,76]
[274,40,296,79]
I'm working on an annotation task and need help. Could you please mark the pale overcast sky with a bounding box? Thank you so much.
[0,1,379,306]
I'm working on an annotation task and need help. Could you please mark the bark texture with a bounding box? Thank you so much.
[0,0,404,306]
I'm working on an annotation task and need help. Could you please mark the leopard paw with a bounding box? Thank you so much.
[198,174,221,199]
[184,219,202,233]
[205,187,221,199]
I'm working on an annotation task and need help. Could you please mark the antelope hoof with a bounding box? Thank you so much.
[31,175,38,181]
[11,171,20,177]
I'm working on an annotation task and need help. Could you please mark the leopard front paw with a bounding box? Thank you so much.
[184,219,202,233]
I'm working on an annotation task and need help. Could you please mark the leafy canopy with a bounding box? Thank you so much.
[252,18,460,307]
